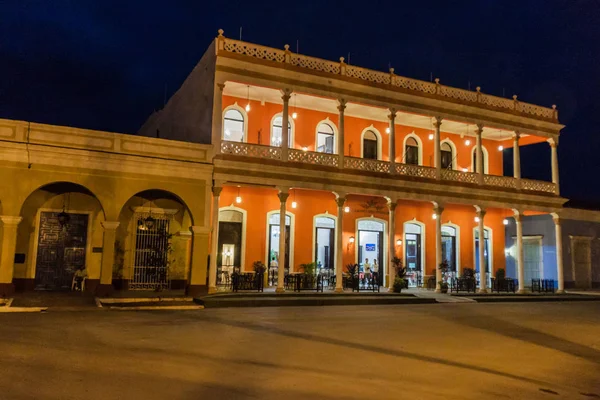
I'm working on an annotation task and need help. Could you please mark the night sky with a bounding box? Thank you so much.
[1,1,599,201]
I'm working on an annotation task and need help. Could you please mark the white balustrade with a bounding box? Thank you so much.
[221,141,282,160]
[441,169,479,185]
[483,174,518,189]
[220,37,556,120]
[344,157,391,173]
[395,163,437,179]
[521,179,557,194]
[288,148,339,167]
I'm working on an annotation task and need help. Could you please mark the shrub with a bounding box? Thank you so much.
[393,277,405,293]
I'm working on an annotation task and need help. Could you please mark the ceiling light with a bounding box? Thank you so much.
[236,196,242,204]
[292,112,298,119]
[245,103,250,112]
[292,201,297,209]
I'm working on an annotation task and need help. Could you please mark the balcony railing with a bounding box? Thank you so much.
[220,141,557,194]
[218,35,558,121]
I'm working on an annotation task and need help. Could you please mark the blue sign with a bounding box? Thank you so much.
[365,244,376,251]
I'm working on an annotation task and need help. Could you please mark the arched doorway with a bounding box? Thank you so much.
[404,221,425,287]
[441,224,460,278]
[313,215,336,272]
[265,211,294,286]
[17,182,105,291]
[217,207,246,287]
[356,218,386,286]
[117,190,193,291]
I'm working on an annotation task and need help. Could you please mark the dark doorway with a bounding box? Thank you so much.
[363,130,378,160]
[35,211,88,290]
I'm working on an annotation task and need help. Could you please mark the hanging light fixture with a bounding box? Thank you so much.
[236,186,242,204]
[291,189,297,209]
[428,133,434,140]
[245,85,251,112]
[144,207,155,230]
[57,193,70,227]
[465,139,471,146]
[292,93,298,119]
[385,127,390,134]
[432,213,437,220]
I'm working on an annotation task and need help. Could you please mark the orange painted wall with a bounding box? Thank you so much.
[217,187,507,278]
[223,95,506,175]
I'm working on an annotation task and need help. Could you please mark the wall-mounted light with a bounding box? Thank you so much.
[302,147,308,152]
[462,168,468,172]
[385,127,390,134]
[465,139,471,146]
[236,186,242,204]
[291,190,297,209]
[292,112,298,119]
[344,206,350,213]
[503,218,509,225]
[396,239,403,246]
[428,133,434,140]
[498,145,504,151]
[349,236,355,244]
[432,213,437,220]
[474,216,480,223]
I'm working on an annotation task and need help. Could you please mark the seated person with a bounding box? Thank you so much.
[73,266,87,291]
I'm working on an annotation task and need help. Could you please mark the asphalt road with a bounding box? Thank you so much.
[0,302,599,399]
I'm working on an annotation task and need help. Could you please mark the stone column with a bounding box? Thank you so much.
[337,99,347,169]
[434,205,444,292]
[98,221,120,296]
[281,89,292,161]
[335,196,346,293]
[188,226,210,297]
[513,132,521,179]
[212,82,226,154]
[434,117,442,179]
[208,186,222,294]
[276,190,289,293]
[514,212,525,293]
[476,123,484,184]
[552,214,565,293]
[387,201,397,290]
[389,109,397,172]
[476,209,487,293]
[0,216,22,296]
[549,138,560,195]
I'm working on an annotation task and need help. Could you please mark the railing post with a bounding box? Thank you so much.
[337,98,347,169]
[389,67,395,86]
[339,57,346,76]
[216,29,225,52]
[283,44,291,63]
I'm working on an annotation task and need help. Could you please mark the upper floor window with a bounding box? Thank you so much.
[362,130,378,160]
[405,137,419,165]
[223,108,245,142]
[317,122,335,154]
[441,142,453,170]
[271,115,292,147]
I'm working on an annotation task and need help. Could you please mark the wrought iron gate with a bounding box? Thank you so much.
[35,212,88,290]
[130,213,171,290]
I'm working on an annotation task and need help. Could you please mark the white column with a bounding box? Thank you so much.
[281,89,292,161]
[476,123,484,184]
[212,82,225,154]
[476,209,487,293]
[335,196,346,293]
[434,205,444,292]
[208,186,222,294]
[553,214,565,293]
[337,99,346,169]
[389,109,397,172]
[434,117,442,179]
[514,212,525,293]
[0,216,22,296]
[276,190,289,293]
[387,201,397,290]
[549,138,560,195]
[513,132,521,179]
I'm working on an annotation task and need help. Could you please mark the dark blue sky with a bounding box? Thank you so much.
[1,1,599,200]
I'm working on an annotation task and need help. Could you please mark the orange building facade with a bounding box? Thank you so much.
[139,30,567,294]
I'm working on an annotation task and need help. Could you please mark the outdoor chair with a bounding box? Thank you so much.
[71,275,86,292]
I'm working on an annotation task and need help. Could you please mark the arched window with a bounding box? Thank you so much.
[441,225,458,273]
[363,130,378,160]
[405,137,419,165]
[441,142,453,170]
[316,123,335,154]
[223,108,245,142]
[314,216,336,271]
[472,146,489,173]
[271,115,292,147]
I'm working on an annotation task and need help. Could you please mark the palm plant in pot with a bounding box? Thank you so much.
[392,256,407,293]
[438,259,450,293]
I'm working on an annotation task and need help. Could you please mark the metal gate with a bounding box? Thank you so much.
[35,211,88,290]
[130,213,171,290]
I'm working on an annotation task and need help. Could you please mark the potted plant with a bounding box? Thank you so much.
[300,262,316,276]
[438,260,450,293]
[393,277,405,293]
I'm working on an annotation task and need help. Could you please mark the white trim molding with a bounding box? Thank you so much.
[311,212,338,270]
[360,125,383,160]
[401,132,423,166]
[270,112,295,149]
[314,117,338,154]
[442,221,461,274]
[265,209,295,272]
[403,218,426,278]
[440,138,458,170]
[218,205,248,271]
[354,216,388,284]
[470,145,489,174]
[222,102,248,142]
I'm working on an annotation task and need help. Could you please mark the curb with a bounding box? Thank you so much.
[97,297,193,304]
[0,306,48,313]
[108,305,204,311]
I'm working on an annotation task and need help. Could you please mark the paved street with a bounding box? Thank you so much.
[1,302,599,399]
